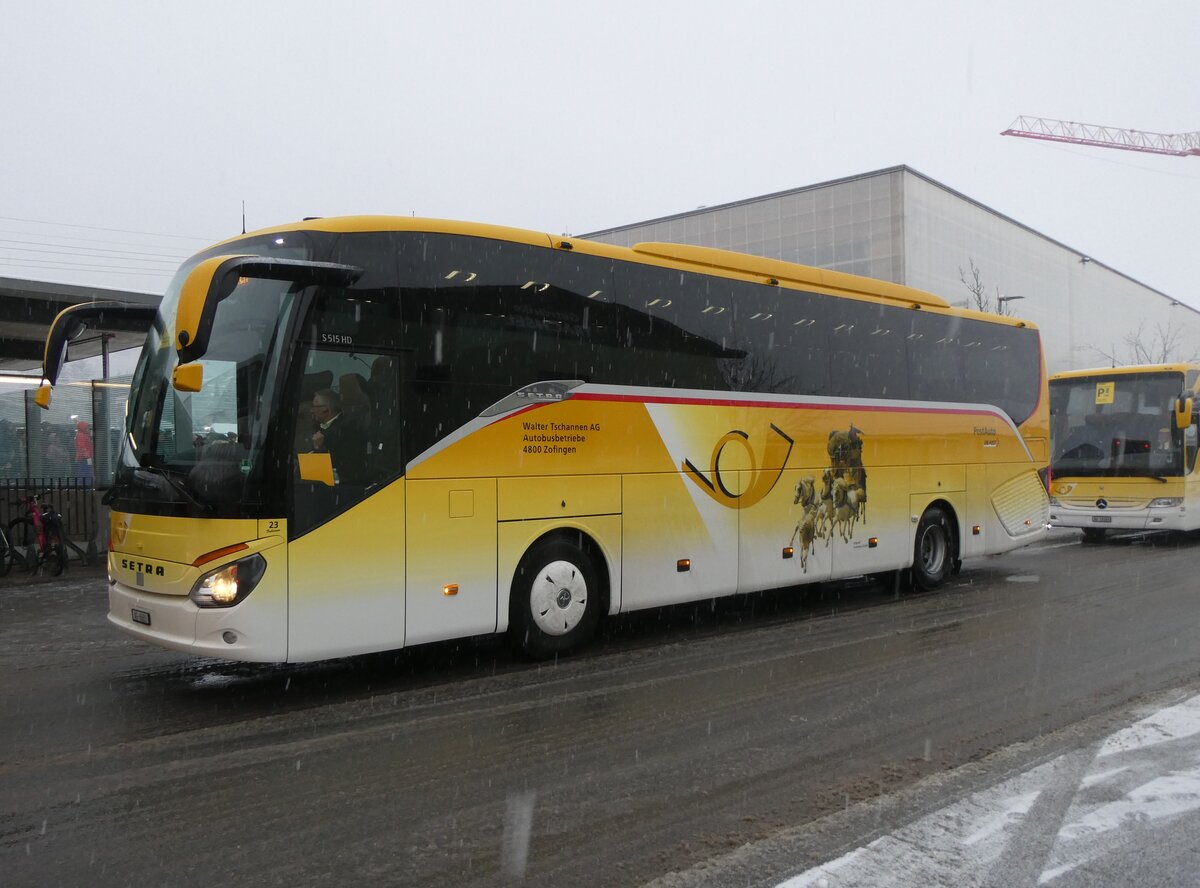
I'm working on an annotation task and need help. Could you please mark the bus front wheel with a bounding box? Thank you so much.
[510,537,602,659]
[913,506,953,591]
[1081,528,1107,544]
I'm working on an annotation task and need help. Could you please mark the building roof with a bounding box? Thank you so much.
[0,276,160,372]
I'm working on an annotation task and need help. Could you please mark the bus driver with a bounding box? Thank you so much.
[310,388,368,484]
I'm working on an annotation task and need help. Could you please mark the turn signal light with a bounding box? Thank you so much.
[677,559,691,572]
[193,542,250,568]
[443,583,459,596]
[782,547,794,559]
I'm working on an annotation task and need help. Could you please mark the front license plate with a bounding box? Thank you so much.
[1091,516,1113,524]
[131,608,152,626]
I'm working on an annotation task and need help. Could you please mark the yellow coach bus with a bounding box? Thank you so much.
[38,217,1050,662]
[1049,363,1200,542]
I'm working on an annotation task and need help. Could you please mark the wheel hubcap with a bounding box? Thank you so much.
[532,559,588,636]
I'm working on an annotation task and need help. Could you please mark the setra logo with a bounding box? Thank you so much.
[120,558,166,576]
[683,424,794,509]
[113,514,131,545]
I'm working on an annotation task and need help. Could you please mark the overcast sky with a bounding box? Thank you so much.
[2,0,1197,307]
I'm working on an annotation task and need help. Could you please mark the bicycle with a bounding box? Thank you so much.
[7,491,67,577]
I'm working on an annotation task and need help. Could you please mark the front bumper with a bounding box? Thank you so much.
[108,577,287,662]
[1048,505,1191,532]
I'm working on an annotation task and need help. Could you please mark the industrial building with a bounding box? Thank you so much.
[584,165,1198,375]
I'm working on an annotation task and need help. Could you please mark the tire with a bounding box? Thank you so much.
[45,529,66,576]
[1081,528,1107,544]
[912,506,954,592]
[510,536,603,659]
[7,518,36,572]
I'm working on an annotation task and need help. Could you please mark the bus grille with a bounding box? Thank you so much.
[1057,496,1145,510]
[992,471,1051,536]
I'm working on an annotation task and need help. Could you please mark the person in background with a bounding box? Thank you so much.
[46,431,70,478]
[75,421,94,484]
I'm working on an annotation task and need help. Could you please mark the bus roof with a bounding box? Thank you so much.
[1051,363,1200,382]
[210,215,1037,330]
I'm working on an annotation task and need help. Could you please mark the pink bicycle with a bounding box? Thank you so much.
[5,491,67,576]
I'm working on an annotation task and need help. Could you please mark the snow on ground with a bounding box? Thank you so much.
[779,692,1200,887]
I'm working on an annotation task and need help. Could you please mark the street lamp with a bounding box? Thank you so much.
[996,294,1025,317]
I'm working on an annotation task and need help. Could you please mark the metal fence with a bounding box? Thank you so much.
[0,478,97,540]
[0,375,131,487]
[0,375,132,551]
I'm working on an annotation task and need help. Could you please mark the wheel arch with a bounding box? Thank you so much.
[500,523,615,634]
[912,497,962,566]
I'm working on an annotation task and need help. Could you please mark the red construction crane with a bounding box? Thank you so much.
[1001,116,1200,157]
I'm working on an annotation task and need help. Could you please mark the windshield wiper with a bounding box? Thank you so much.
[134,464,214,513]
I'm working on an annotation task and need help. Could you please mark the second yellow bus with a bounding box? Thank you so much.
[1049,363,1200,541]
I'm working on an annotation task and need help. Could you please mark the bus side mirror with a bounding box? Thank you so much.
[39,301,157,391]
[1176,397,1194,430]
[175,255,247,365]
[172,363,204,392]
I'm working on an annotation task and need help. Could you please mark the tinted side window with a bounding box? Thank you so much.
[610,262,738,390]
[732,282,831,396]
[908,311,1041,423]
[960,321,1041,422]
[827,297,910,400]
[394,235,615,462]
[907,311,966,404]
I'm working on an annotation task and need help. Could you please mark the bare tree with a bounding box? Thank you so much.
[958,258,1013,316]
[1089,321,1197,366]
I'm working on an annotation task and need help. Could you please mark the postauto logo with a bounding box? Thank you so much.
[683,425,794,509]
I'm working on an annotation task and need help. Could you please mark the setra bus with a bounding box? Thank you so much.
[38,217,1050,662]
[1049,363,1200,542]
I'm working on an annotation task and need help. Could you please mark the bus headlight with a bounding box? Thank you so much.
[1148,497,1183,508]
[190,554,267,608]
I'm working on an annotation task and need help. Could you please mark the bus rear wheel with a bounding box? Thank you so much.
[510,537,602,659]
[912,506,953,591]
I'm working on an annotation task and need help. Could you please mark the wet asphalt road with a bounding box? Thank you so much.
[3,529,1200,887]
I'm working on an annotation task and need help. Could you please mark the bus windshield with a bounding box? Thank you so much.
[112,235,316,517]
[1050,371,1189,478]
